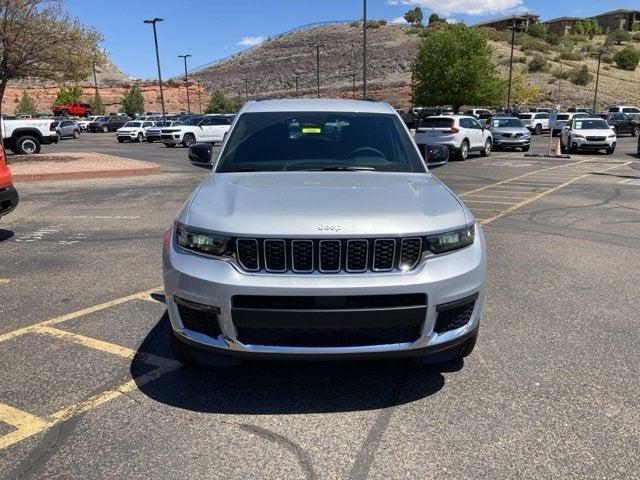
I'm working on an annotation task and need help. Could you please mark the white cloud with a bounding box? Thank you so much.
[391,16,408,24]
[386,0,400,5]
[238,36,264,47]
[392,0,523,16]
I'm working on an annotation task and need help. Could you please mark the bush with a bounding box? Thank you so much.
[607,28,631,45]
[601,53,613,64]
[545,32,560,46]
[404,26,422,35]
[366,19,386,28]
[613,46,640,70]
[569,65,593,85]
[527,23,547,39]
[558,50,583,61]
[527,54,547,72]
[551,68,570,80]
[634,32,640,42]
[14,90,38,115]
[480,27,509,42]
[516,33,549,53]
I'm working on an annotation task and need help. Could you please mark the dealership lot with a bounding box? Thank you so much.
[1,134,639,479]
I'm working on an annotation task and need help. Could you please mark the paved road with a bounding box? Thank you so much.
[1,138,639,479]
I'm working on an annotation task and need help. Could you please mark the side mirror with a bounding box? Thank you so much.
[188,143,213,168]
[422,144,449,168]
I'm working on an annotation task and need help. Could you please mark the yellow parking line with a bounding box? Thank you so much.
[0,404,51,450]
[36,326,137,359]
[480,161,632,225]
[464,194,531,200]
[464,200,517,205]
[0,279,9,284]
[460,159,591,196]
[0,287,161,344]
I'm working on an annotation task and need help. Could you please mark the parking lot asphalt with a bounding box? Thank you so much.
[1,133,640,479]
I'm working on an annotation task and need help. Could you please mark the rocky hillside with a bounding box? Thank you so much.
[189,21,640,110]
[189,22,419,106]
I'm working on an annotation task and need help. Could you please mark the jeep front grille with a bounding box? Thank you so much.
[235,237,423,274]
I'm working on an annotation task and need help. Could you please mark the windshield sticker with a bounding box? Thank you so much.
[301,126,322,134]
[574,121,582,129]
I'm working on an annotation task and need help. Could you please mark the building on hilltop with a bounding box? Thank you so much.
[594,9,640,32]
[474,13,540,31]
[543,16,579,36]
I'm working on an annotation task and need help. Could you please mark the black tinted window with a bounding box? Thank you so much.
[217,111,425,173]
[420,118,453,128]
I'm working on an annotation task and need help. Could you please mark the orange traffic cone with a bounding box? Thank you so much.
[554,137,562,156]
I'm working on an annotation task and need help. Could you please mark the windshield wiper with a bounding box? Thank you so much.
[303,165,376,171]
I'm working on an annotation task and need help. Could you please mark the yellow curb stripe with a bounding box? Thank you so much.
[0,288,161,344]
[480,161,632,225]
[0,404,51,450]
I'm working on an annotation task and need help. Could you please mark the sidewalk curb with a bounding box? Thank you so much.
[12,165,161,182]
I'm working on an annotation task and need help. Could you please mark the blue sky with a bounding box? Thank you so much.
[65,0,640,79]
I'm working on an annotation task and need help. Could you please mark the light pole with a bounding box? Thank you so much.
[196,80,203,113]
[363,0,368,99]
[178,54,192,113]
[92,60,100,113]
[593,51,605,111]
[311,44,323,98]
[143,18,166,123]
[506,20,516,114]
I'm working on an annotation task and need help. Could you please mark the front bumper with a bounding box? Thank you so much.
[161,135,182,145]
[117,133,138,140]
[163,227,486,359]
[572,138,615,150]
[0,185,19,217]
[493,137,530,147]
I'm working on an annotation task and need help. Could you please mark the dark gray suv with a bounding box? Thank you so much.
[87,115,129,133]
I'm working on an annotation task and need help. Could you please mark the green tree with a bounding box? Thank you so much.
[613,46,640,70]
[0,0,103,119]
[54,85,83,105]
[14,91,38,114]
[89,92,106,115]
[527,23,546,39]
[205,90,240,113]
[120,84,145,117]
[607,28,631,45]
[413,24,504,112]
[510,74,542,105]
[404,7,423,27]
[572,21,585,35]
[428,13,441,25]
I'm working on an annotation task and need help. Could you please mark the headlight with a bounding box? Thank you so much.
[608,134,616,138]
[425,223,475,254]
[572,133,585,139]
[175,223,232,257]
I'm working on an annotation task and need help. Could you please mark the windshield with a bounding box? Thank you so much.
[124,122,141,128]
[94,116,108,122]
[574,119,609,130]
[180,117,203,126]
[491,118,523,128]
[216,111,425,173]
[518,114,533,120]
[556,114,570,121]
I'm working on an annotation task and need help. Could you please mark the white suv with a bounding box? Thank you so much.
[161,115,233,148]
[560,117,616,154]
[414,115,493,160]
[116,120,154,143]
[518,112,550,135]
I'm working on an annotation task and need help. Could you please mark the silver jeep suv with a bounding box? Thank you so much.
[163,99,486,366]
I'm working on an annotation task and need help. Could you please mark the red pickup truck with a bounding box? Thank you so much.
[52,103,92,117]
[0,145,19,218]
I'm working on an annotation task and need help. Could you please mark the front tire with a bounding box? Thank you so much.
[521,145,530,152]
[136,132,144,142]
[164,143,176,148]
[117,138,125,143]
[633,126,640,137]
[458,140,469,161]
[606,145,615,155]
[481,138,492,157]
[102,125,109,133]
[182,133,196,147]
[534,124,542,135]
[72,130,80,139]
[15,135,41,155]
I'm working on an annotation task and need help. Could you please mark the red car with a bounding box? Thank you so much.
[0,145,19,218]
[52,102,92,117]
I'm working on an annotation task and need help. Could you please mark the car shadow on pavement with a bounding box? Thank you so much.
[0,229,14,242]
[132,312,450,415]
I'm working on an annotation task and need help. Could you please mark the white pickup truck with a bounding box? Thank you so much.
[1,117,59,154]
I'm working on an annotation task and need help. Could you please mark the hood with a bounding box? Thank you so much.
[491,127,529,135]
[183,172,468,237]
[574,129,614,136]
[117,128,136,132]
